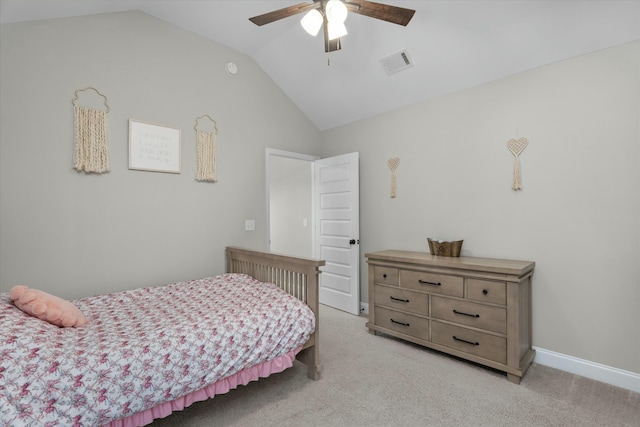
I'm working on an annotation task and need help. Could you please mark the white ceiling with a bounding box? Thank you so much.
[2,0,639,130]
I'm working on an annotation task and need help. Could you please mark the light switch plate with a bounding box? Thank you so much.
[244,219,255,231]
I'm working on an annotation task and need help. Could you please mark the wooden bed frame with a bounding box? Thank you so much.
[225,246,325,380]
[0,247,325,427]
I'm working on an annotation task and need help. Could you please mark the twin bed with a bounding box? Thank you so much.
[0,246,325,426]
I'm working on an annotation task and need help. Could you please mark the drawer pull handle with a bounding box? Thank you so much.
[453,309,480,318]
[383,274,388,278]
[453,336,479,346]
[390,296,410,303]
[482,289,488,295]
[390,318,410,327]
[418,279,441,286]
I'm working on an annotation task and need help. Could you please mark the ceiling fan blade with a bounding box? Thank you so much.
[249,2,320,26]
[346,0,415,26]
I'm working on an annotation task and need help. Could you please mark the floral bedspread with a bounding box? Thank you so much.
[0,273,315,426]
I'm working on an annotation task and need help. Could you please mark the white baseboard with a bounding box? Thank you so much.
[533,346,640,393]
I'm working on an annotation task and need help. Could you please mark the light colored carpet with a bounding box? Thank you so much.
[150,305,639,426]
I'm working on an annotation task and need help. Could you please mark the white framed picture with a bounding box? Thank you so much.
[129,119,181,173]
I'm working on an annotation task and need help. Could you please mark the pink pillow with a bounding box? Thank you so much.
[10,285,89,327]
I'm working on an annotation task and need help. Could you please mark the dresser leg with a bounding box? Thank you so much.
[507,373,521,384]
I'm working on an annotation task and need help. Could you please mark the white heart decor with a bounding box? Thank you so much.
[507,137,528,190]
[387,157,400,198]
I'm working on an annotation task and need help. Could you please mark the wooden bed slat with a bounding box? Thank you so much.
[225,246,325,380]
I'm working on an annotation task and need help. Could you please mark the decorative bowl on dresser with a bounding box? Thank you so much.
[365,250,535,384]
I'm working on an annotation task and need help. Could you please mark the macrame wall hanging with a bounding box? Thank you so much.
[72,87,110,173]
[194,115,218,182]
[387,157,400,198]
[507,137,528,191]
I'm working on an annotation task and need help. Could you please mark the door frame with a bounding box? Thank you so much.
[265,148,319,255]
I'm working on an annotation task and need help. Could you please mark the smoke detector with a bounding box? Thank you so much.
[380,49,413,75]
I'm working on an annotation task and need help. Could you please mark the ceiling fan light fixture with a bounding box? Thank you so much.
[301,9,323,36]
[325,0,348,23]
[327,21,348,40]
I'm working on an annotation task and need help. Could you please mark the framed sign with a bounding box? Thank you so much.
[129,119,181,173]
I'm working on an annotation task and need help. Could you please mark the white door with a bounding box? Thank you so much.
[314,152,360,315]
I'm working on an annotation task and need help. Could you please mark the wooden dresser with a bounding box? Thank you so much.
[365,250,535,384]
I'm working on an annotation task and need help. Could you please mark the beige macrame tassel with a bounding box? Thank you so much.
[73,105,109,173]
[507,137,528,191]
[512,157,522,190]
[387,157,400,198]
[196,130,217,182]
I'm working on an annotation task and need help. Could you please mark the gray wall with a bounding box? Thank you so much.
[320,41,640,374]
[0,12,321,297]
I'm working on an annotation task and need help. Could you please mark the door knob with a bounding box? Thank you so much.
[349,239,356,245]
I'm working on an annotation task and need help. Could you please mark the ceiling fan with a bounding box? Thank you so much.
[249,0,415,53]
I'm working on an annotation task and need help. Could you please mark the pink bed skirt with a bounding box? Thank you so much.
[104,347,302,427]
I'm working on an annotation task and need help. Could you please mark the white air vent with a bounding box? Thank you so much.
[380,49,413,75]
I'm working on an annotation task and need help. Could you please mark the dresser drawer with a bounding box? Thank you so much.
[432,321,506,364]
[467,279,506,305]
[374,306,429,341]
[431,296,506,334]
[374,266,399,286]
[400,270,463,297]
[375,285,428,315]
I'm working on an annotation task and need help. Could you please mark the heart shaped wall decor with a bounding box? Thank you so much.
[507,137,528,190]
[387,157,400,198]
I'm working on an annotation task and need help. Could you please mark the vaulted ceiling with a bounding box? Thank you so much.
[2,1,639,130]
